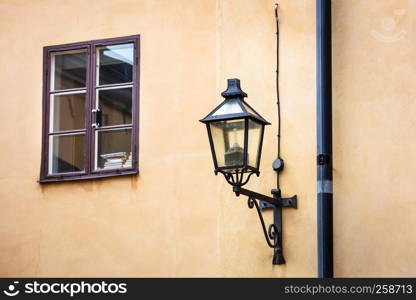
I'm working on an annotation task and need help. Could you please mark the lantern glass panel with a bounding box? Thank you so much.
[209,119,245,170]
[247,119,263,169]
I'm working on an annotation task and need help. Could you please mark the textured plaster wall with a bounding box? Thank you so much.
[0,0,315,277]
[333,0,416,277]
[216,0,316,277]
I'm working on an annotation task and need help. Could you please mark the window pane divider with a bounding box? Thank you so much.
[50,87,87,95]
[94,124,133,131]
[95,82,134,89]
[48,129,86,136]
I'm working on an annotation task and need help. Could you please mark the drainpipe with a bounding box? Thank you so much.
[316,0,333,278]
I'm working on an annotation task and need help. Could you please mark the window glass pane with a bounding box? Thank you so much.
[97,44,133,85]
[97,87,132,126]
[210,119,245,169]
[95,128,132,170]
[51,50,87,90]
[49,134,85,174]
[50,92,85,132]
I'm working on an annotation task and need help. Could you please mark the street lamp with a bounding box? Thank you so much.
[200,78,297,265]
[200,78,269,185]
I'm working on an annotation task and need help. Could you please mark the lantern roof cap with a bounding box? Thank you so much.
[200,78,271,125]
[221,78,248,98]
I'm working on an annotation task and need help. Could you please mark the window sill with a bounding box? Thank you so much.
[39,169,138,183]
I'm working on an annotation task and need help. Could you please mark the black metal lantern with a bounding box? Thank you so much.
[200,78,297,265]
[200,78,270,186]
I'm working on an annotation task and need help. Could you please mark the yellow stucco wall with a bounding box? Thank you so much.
[0,0,315,277]
[333,0,416,277]
[215,0,316,277]
[1,0,413,278]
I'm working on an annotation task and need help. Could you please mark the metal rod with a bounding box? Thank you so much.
[316,0,333,278]
[233,186,278,205]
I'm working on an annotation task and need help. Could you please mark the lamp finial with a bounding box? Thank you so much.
[221,78,248,98]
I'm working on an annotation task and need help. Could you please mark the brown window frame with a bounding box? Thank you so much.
[40,35,140,183]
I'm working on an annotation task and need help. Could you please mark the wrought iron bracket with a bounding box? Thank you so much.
[233,186,297,265]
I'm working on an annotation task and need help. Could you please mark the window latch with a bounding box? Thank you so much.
[92,108,102,128]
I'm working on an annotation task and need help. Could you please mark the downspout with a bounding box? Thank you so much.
[316,0,333,278]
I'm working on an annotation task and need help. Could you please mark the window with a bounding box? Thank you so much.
[40,35,140,182]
